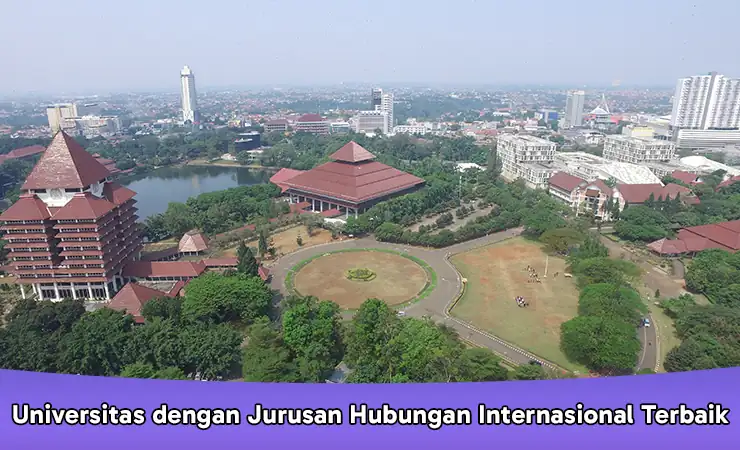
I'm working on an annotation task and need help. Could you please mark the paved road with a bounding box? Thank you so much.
[267,227,567,371]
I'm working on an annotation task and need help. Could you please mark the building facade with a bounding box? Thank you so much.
[0,132,143,301]
[294,114,330,135]
[675,128,740,150]
[380,93,394,130]
[264,119,289,134]
[371,88,383,109]
[497,134,557,189]
[670,72,740,130]
[46,104,78,134]
[564,90,585,128]
[394,125,428,135]
[603,135,675,164]
[354,110,389,134]
[180,65,199,123]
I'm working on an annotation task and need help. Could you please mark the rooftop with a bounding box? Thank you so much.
[178,231,209,253]
[107,282,170,323]
[329,141,376,163]
[297,114,325,123]
[122,261,207,278]
[22,131,111,190]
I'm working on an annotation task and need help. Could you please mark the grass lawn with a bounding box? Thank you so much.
[289,249,431,310]
[220,225,335,258]
[450,237,586,372]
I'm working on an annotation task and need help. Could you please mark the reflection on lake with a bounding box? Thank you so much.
[122,165,272,220]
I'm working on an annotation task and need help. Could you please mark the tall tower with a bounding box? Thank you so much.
[371,88,383,109]
[564,90,585,128]
[380,93,394,131]
[671,72,740,130]
[180,65,199,123]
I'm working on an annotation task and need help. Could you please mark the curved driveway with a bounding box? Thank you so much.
[267,227,657,374]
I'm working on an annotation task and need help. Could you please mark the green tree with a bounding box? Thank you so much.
[182,272,272,325]
[242,318,300,382]
[141,296,183,323]
[120,362,156,379]
[154,366,188,380]
[560,316,641,374]
[258,231,269,257]
[539,228,585,254]
[236,242,259,276]
[459,348,509,381]
[180,324,242,380]
[344,299,402,383]
[578,284,647,326]
[58,309,134,376]
[572,257,641,287]
[282,296,344,382]
[124,318,184,370]
[511,363,547,380]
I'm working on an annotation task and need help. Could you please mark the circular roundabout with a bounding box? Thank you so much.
[286,249,436,310]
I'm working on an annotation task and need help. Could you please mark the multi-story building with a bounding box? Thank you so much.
[548,172,615,220]
[180,65,199,123]
[394,125,428,135]
[563,90,585,128]
[60,115,122,138]
[380,93,394,130]
[675,129,740,150]
[330,122,351,133]
[621,125,655,139]
[671,72,740,130]
[603,135,675,164]
[294,114,330,135]
[46,104,78,134]
[264,119,289,134]
[497,134,557,189]
[371,88,383,109]
[0,131,142,301]
[353,110,389,135]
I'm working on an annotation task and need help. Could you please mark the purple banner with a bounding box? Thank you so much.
[1,368,737,449]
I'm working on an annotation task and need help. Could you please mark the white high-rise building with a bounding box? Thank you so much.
[180,65,199,123]
[46,104,78,134]
[497,135,557,189]
[603,135,675,164]
[371,88,383,109]
[380,93,394,130]
[564,90,585,128]
[353,110,389,134]
[671,72,740,130]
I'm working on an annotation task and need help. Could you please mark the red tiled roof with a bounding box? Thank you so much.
[103,182,136,205]
[0,194,51,221]
[616,183,691,204]
[718,175,740,189]
[321,208,342,218]
[586,179,613,196]
[202,257,238,267]
[140,246,180,261]
[549,172,585,192]
[282,159,425,204]
[297,114,324,122]
[178,231,209,253]
[22,131,111,190]
[51,193,116,220]
[649,220,740,255]
[122,261,207,278]
[680,220,740,251]
[7,145,45,159]
[168,280,186,296]
[330,141,376,163]
[647,238,687,255]
[270,168,305,193]
[108,282,168,323]
[258,266,270,281]
[671,170,700,184]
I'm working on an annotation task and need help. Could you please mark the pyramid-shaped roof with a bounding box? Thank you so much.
[108,282,168,323]
[178,230,209,253]
[330,141,376,163]
[0,194,52,221]
[22,131,111,190]
[591,106,609,115]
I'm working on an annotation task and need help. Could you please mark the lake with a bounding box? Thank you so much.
[122,165,273,220]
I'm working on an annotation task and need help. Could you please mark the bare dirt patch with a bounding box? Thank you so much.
[221,225,335,257]
[451,237,583,371]
[293,251,428,309]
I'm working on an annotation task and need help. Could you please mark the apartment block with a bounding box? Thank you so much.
[603,135,675,164]
[497,134,557,189]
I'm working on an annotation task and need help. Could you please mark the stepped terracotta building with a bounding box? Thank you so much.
[0,131,142,301]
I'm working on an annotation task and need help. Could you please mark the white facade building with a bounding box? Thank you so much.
[394,125,428,135]
[180,65,199,123]
[497,134,557,189]
[354,110,389,135]
[564,90,585,128]
[671,72,740,130]
[603,135,675,164]
[46,104,78,134]
[675,129,740,150]
[380,93,394,130]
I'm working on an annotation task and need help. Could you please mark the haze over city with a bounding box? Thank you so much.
[3,0,740,94]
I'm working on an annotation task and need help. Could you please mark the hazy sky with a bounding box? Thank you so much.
[2,0,739,94]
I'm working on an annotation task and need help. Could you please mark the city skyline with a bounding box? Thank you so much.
[1,0,739,94]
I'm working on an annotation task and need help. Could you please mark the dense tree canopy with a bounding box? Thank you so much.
[560,316,641,374]
[182,272,272,325]
[578,284,647,326]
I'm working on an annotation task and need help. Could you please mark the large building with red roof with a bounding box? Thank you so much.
[274,141,425,218]
[293,114,329,135]
[0,131,142,301]
[648,220,740,256]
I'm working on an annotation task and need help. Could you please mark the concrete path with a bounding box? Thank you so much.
[267,227,570,371]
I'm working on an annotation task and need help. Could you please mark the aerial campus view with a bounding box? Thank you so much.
[1,2,739,385]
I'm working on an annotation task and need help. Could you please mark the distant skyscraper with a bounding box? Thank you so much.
[180,65,199,123]
[371,88,383,109]
[564,90,585,128]
[670,72,740,130]
[380,93,394,130]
